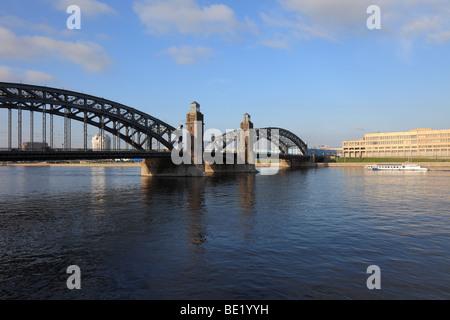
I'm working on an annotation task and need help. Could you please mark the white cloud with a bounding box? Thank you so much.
[276,0,376,39]
[23,70,57,83]
[261,38,291,50]
[134,0,253,37]
[280,0,372,26]
[402,16,440,37]
[259,11,334,43]
[0,66,18,81]
[0,26,114,72]
[0,14,56,34]
[160,45,213,65]
[0,66,56,84]
[352,126,367,132]
[260,0,450,48]
[50,0,115,16]
[428,30,450,44]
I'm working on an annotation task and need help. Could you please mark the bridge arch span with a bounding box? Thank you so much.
[213,127,308,156]
[0,82,177,150]
[262,127,308,156]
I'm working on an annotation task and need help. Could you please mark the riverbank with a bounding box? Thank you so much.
[318,162,450,170]
[5,161,450,170]
[3,162,141,167]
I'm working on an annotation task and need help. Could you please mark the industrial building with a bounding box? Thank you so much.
[22,142,49,150]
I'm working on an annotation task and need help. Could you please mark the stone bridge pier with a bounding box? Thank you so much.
[141,102,258,177]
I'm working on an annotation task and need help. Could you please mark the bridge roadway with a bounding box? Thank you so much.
[0,149,311,163]
[0,149,171,162]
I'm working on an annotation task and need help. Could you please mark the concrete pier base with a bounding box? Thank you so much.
[204,152,258,175]
[279,157,318,168]
[141,158,206,177]
[141,154,314,177]
[141,155,259,177]
[205,163,258,175]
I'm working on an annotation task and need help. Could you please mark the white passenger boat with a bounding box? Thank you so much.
[364,164,429,171]
[364,163,430,171]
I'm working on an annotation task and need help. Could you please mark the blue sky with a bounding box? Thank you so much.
[1,0,450,148]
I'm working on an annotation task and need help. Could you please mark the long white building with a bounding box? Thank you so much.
[343,128,450,158]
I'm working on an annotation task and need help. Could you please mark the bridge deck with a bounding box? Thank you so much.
[0,149,313,163]
[0,150,171,162]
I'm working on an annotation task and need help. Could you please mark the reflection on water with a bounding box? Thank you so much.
[90,167,108,215]
[0,166,449,299]
[141,175,257,247]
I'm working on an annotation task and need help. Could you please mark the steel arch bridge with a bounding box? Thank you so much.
[0,82,177,151]
[214,127,308,156]
[261,127,308,156]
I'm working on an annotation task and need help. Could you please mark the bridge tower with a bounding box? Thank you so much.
[186,101,204,164]
[141,101,206,177]
[239,113,254,165]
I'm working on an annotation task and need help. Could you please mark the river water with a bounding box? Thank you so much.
[0,166,449,300]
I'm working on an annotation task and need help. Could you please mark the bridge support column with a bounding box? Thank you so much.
[84,112,88,151]
[50,107,54,149]
[64,109,71,150]
[30,111,34,150]
[8,108,11,151]
[42,108,46,148]
[18,108,22,150]
[146,136,152,151]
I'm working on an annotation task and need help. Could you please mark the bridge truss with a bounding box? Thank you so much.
[0,82,177,152]
[213,127,308,156]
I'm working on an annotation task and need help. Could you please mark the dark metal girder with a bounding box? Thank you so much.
[215,127,308,156]
[2,102,151,151]
[0,150,171,162]
[260,127,308,155]
[0,82,177,151]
